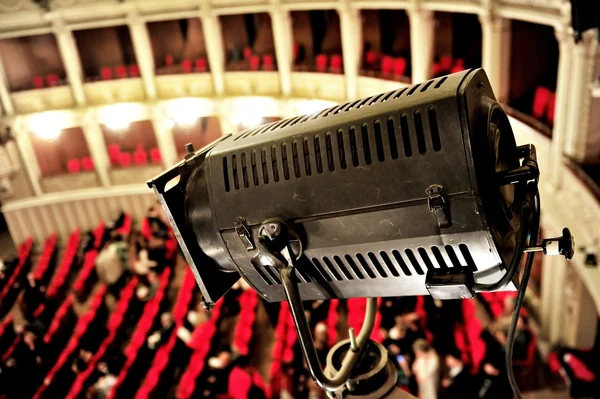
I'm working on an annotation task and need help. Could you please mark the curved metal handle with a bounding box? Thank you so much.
[279,244,377,392]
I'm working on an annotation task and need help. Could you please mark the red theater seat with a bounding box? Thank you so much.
[81,156,94,171]
[315,54,328,73]
[46,74,59,87]
[393,57,407,78]
[262,54,274,71]
[100,67,113,80]
[330,54,343,74]
[182,59,193,73]
[133,147,148,165]
[450,58,465,73]
[381,56,394,76]
[440,55,453,71]
[108,144,121,165]
[32,75,44,89]
[128,64,140,77]
[165,54,174,67]
[532,86,551,120]
[365,50,379,66]
[115,64,128,79]
[547,92,556,123]
[149,147,162,164]
[293,42,300,62]
[194,58,207,73]
[119,152,132,168]
[250,55,261,71]
[243,47,253,60]
[67,159,81,173]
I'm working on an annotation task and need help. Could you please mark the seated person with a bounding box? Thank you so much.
[147,312,174,350]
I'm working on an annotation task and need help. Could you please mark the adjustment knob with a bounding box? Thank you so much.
[542,228,575,260]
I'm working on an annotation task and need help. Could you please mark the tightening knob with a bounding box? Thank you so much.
[525,228,574,260]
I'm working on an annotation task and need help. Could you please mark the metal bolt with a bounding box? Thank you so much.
[185,143,195,154]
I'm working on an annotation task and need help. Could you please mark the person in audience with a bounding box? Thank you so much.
[135,270,159,301]
[314,322,329,365]
[21,273,45,321]
[72,348,93,373]
[478,321,512,399]
[412,338,440,399]
[199,349,233,397]
[91,361,117,399]
[387,342,411,389]
[441,348,472,398]
[95,235,128,295]
[147,312,174,350]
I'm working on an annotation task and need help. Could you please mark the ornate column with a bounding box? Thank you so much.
[408,7,434,84]
[13,117,42,196]
[338,2,361,100]
[270,7,294,97]
[549,26,574,189]
[200,11,226,96]
[128,13,157,100]
[82,114,111,187]
[53,20,86,106]
[0,54,14,116]
[479,12,511,103]
[564,30,598,161]
[151,116,178,167]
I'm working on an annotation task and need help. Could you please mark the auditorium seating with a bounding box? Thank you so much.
[128,64,140,77]
[262,54,275,71]
[136,268,197,398]
[81,156,94,171]
[108,144,121,165]
[149,147,162,164]
[118,152,133,168]
[195,57,207,72]
[0,237,33,316]
[46,73,59,87]
[381,55,394,76]
[326,299,340,348]
[232,289,258,356]
[250,54,261,71]
[330,54,343,74]
[315,54,328,73]
[32,75,44,89]
[67,159,81,173]
[100,67,113,80]
[115,64,128,79]
[182,59,193,73]
[45,229,81,299]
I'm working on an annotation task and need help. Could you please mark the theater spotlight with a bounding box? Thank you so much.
[148,69,573,399]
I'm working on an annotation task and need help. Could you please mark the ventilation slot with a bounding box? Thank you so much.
[263,266,282,284]
[281,143,290,180]
[400,114,412,157]
[369,93,385,105]
[250,150,259,186]
[278,117,296,130]
[302,137,312,176]
[361,124,372,165]
[418,248,435,270]
[330,104,346,115]
[289,115,304,127]
[222,157,230,192]
[428,106,441,151]
[254,265,274,285]
[407,84,420,96]
[292,140,301,178]
[260,148,269,184]
[295,267,312,283]
[374,120,384,162]
[379,251,399,277]
[314,135,323,174]
[232,154,240,190]
[267,119,287,133]
[322,257,342,281]
[459,244,478,271]
[381,90,396,102]
[434,76,447,89]
[325,132,335,171]
[445,245,462,268]
[387,117,398,159]
[241,152,249,188]
[311,258,331,282]
[405,249,424,275]
[355,253,376,278]
[343,255,364,279]
[337,130,347,169]
[431,246,448,268]
[420,79,434,92]
[349,126,359,167]
[357,97,371,109]
[271,146,279,182]
[344,99,362,112]
[253,122,274,137]
[327,256,352,280]
[393,87,408,99]
[414,110,427,154]
[392,250,412,276]
[367,252,387,277]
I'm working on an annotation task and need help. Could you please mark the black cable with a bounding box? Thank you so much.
[505,191,540,399]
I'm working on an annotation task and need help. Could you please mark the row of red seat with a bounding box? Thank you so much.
[315,54,343,74]
[100,65,140,80]
[0,237,34,314]
[432,55,466,76]
[116,214,133,237]
[232,289,259,356]
[43,294,75,345]
[107,267,172,399]
[72,249,100,298]
[176,297,225,399]
[33,285,108,399]
[66,157,94,174]
[32,74,61,89]
[460,299,486,373]
[65,277,139,399]
[165,55,209,73]
[326,299,340,348]
[228,366,268,399]
[31,233,58,285]
[248,54,276,71]
[44,229,81,300]
[108,144,162,167]
[93,221,106,249]
[135,268,197,399]
[269,302,297,399]
[532,86,556,124]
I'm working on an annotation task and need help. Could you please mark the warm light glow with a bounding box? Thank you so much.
[164,98,211,128]
[99,103,145,131]
[296,99,336,115]
[228,97,279,130]
[28,112,68,141]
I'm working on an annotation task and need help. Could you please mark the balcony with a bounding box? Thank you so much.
[11,85,76,114]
